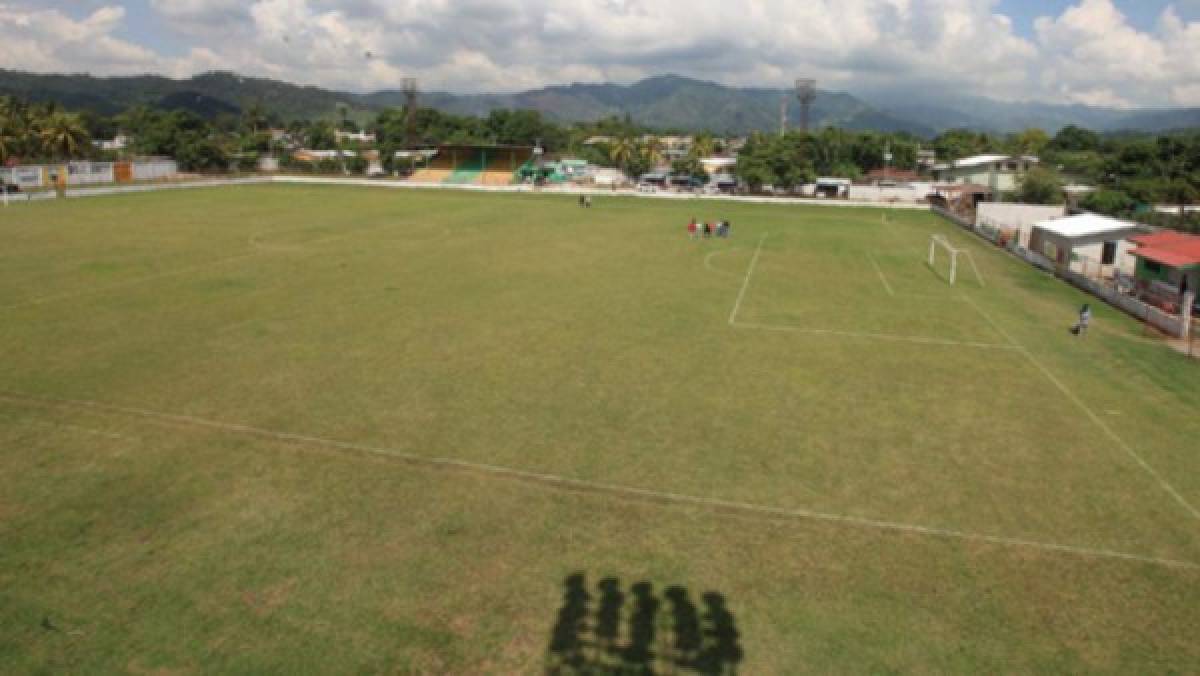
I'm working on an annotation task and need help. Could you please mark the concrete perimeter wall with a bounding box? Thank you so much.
[934,206,1190,338]
[976,203,1065,248]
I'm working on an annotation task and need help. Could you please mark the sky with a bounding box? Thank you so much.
[3,0,1200,108]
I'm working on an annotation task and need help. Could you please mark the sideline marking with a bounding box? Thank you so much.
[728,233,768,325]
[962,294,1200,521]
[731,321,1021,350]
[1,390,1194,571]
[867,252,895,297]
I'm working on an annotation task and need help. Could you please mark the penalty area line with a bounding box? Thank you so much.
[731,321,1022,350]
[867,252,895,297]
[728,233,768,325]
[961,294,1200,522]
[0,390,1194,571]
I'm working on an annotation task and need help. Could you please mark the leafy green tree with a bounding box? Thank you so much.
[1163,178,1199,220]
[933,128,998,161]
[671,156,707,181]
[1009,128,1050,156]
[307,120,338,149]
[1080,189,1135,217]
[1015,167,1064,205]
[1049,125,1101,152]
[691,133,716,159]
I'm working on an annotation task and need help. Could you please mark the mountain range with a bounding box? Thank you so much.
[3,69,1199,137]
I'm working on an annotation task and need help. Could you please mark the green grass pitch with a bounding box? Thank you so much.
[1,184,1198,672]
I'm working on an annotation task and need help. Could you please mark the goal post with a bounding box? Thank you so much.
[928,234,984,287]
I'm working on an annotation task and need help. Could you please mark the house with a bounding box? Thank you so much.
[92,135,130,152]
[864,168,921,185]
[1029,213,1142,279]
[335,130,376,144]
[932,154,1038,193]
[640,135,693,161]
[292,149,357,163]
[1127,231,1200,310]
[814,177,851,198]
[699,156,737,176]
[589,168,628,187]
[929,183,994,216]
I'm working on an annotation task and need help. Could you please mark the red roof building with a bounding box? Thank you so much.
[1129,231,1200,269]
[1128,231,1200,301]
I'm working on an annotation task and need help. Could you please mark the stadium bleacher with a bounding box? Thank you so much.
[403,146,535,186]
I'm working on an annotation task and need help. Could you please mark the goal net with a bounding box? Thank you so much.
[928,234,984,286]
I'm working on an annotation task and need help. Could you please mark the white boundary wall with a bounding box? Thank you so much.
[0,166,47,189]
[133,160,178,181]
[976,202,1065,248]
[1,160,177,188]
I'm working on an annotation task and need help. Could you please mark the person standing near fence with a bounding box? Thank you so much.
[1075,304,1091,337]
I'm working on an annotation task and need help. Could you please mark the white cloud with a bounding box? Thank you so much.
[3,0,1200,109]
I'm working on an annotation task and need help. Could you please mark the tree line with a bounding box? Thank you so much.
[3,93,1198,231]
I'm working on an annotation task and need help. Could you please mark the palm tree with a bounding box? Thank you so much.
[0,129,13,165]
[243,101,268,135]
[691,133,716,160]
[641,136,665,169]
[39,111,90,160]
[1,97,37,161]
[609,136,636,171]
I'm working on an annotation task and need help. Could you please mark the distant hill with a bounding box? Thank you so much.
[2,69,1199,136]
[0,70,361,121]
[366,75,935,135]
[873,92,1200,134]
[0,70,934,135]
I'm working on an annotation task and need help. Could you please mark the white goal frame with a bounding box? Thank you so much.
[928,234,984,286]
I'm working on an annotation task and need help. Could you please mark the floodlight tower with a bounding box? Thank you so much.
[402,77,419,148]
[796,78,817,133]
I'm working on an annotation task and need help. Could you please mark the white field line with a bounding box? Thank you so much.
[703,248,741,276]
[732,320,1022,350]
[961,294,1200,521]
[727,233,768,325]
[867,252,895,297]
[0,390,1195,570]
[22,418,129,440]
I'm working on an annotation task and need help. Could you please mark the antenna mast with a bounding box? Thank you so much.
[795,78,817,133]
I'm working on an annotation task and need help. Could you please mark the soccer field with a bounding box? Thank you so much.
[1,184,1198,672]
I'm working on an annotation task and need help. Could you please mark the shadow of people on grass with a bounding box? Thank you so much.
[546,573,743,675]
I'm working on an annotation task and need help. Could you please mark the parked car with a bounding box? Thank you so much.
[1,183,20,194]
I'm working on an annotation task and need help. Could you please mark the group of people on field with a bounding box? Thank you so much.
[687,218,731,239]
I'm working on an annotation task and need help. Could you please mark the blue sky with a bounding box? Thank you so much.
[4,1,1200,107]
[1000,0,1197,35]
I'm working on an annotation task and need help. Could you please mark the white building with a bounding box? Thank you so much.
[1029,213,1142,279]
[92,135,130,151]
[932,154,1039,193]
[335,130,376,144]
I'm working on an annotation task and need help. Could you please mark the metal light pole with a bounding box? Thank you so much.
[796,79,817,133]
